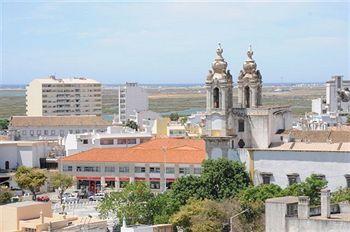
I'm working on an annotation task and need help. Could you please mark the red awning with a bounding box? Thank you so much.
[76,176,101,181]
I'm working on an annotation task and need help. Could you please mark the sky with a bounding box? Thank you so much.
[1,1,349,85]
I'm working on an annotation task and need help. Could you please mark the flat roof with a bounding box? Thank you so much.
[2,201,49,208]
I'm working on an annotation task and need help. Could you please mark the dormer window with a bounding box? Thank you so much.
[261,172,273,184]
[213,87,220,108]
[287,173,299,186]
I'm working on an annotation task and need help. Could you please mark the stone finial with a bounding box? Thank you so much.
[216,42,223,58]
[298,196,310,219]
[247,44,254,60]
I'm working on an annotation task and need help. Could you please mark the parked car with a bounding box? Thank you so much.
[37,195,50,202]
[62,194,79,203]
[88,192,105,201]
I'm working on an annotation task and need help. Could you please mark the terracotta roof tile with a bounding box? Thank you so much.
[60,138,205,164]
[10,115,110,127]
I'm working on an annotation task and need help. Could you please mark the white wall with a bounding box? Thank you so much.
[252,150,350,191]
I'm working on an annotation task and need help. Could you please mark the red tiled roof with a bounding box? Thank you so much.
[61,138,205,164]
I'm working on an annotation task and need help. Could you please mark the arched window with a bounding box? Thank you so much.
[244,86,250,108]
[213,87,220,108]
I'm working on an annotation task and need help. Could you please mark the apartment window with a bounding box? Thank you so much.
[51,130,56,135]
[287,173,299,186]
[117,139,127,144]
[60,130,65,136]
[119,166,129,173]
[166,167,175,174]
[179,167,191,175]
[105,166,115,173]
[76,166,82,172]
[44,130,49,135]
[30,130,34,136]
[345,174,350,188]
[135,166,146,173]
[82,139,88,144]
[83,166,100,172]
[63,165,72,172]
[150,181,160,189]
[37,130,41,135]
[21,130,26,135]
[127,139,137,144]
[150,167,160,173]
[100,139,114,145]
[238,119,245,132]
[261,173,273,184]
[194,167,202,175]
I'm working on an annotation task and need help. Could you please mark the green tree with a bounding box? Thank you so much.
[282,174,327,205]
[98,182,154,225]
[170,175,205,205]
[149,191,180,224]
[125,120,138,131]
[0,119,9,130]
[0,186,13,204]
[169,113,179,121]
[201,158,250,200]
[331,188,350,203]
[51,172,74,204]
[15,166,47,200]
[180,116,188,125]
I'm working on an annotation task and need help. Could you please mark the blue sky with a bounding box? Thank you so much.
[1,1,349,84]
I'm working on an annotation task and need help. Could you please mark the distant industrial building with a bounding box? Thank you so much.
[118,82,149,123]
[312,75,350,115]
[26,76,102,116]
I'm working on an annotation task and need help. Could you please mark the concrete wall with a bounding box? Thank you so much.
[26,79,43,116]
[252,150,350,190]
[265,202,287,232]
[287,217,350,232]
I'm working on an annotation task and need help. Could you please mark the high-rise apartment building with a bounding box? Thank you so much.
[118,82,149,123]
[26,76,102,116]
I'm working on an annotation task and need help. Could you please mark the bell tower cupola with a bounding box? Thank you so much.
[237,45,262,108]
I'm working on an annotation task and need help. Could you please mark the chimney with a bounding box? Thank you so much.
[298,196,310,219]
[321,188,331,218]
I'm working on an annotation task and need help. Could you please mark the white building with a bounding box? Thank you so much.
[129,110,161,132]
[204,44,292,158]
[312,75,350,115]
[167,122,187,138]
[8,115,110,141]
[64,124,153,156]
[26,76,102,116]
[266,191,350,232]
[0,141,52,170]
[118,82,149,123]
[244,142,350,191]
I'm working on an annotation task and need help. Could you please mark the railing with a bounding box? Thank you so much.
[309,204,340,216]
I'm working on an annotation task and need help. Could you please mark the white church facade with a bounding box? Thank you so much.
[204,44,293,159]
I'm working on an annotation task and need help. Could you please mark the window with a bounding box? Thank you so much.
[150,167,160,173]
[135,166,146,173]
[63,165,72,172]
[82,139,88,144]
[315,174,326,181]
[127,139,137,144]
[119,166,129,173]
[238,119,245,132]
[51,130,56,135]
[44,130,49,135]
[287,174,299,186]
[76,166,82,172]
[105,166,115,172]
[83,166,100,172]
[117,139,127,144]
[37,130,41,135]
[194,167,202,175]
[213,87,220,108]
[261,173,272,184]
[286,203,298,217]
[179,167,191,175]
[60,130,65,136]
[345,174,350,188]
[21,130,26,135]
[150,181,160,189]
[166,167,175,174]
[100,139,114,145]
[30,130,34,136]
[120,181,128,188]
